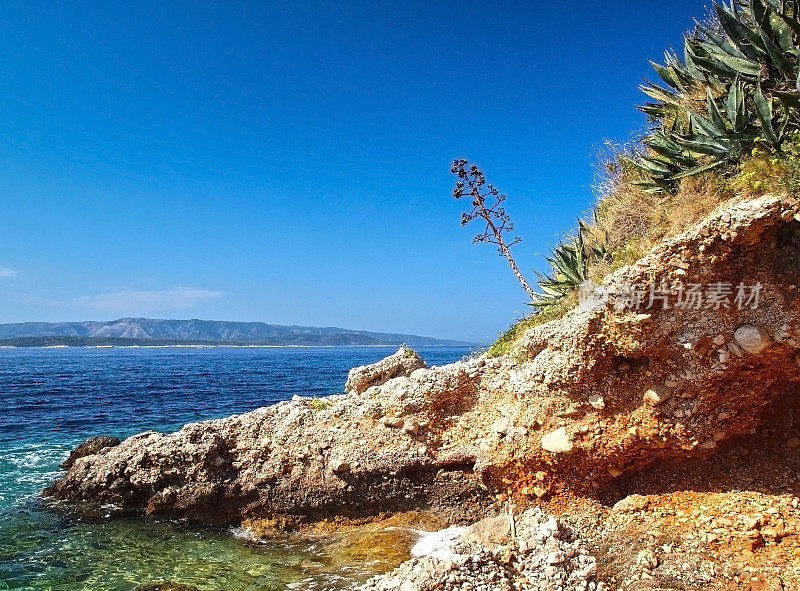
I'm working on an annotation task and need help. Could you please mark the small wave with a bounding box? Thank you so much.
[409,526,466,557]
[230,526,268,544]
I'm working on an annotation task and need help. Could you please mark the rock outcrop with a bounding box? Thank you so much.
[46,194,800,589]
[345,346,427,393]
[60,435,121,469]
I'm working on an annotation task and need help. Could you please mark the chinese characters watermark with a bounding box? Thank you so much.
[577,281,763,311]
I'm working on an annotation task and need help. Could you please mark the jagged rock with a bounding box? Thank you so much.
[402,420,420,435]
[361,507,597,591]
[345,347,426,393]
[380,416,404,428]
[547,550,565,565]
[331,459,350,473]
[643,386,672,407]
[491,417,510,435]
[537,516,561,540]
[61,435,121,469]
[588,394,605,410]
[635,549,659,569]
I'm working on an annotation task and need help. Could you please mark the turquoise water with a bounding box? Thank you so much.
[0,346,471,590]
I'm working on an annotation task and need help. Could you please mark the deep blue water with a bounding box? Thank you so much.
[0,346,472,590]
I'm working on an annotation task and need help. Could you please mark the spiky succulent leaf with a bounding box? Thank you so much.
[695,20,750,60]
[755,22,795,77]
[689,109,725,137]
[669,158,728,180]
[715,3,765,59]
[674,135,733,156]
[706,88,730,131]
[755,83,780,144]
[769,12,794,51]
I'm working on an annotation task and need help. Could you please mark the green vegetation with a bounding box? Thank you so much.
[401,345,418,358]
[487,294,577,358]
[476,0,800,356]
[311,397,333,411]
[633,0,800,192]
[531,221,610,309]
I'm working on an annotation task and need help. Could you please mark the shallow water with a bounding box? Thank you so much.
[0,346,472,590]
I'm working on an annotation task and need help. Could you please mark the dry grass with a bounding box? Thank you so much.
[586,160,736,280]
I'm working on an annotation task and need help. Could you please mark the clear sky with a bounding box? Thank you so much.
[0,1,711,343]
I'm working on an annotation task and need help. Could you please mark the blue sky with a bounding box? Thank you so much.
[0,0,711,343]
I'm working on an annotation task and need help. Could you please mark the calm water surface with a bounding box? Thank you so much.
[0,346,472,590]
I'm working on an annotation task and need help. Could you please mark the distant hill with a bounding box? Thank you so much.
[0,318,472,348]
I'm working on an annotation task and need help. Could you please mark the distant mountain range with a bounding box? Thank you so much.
[0,318,472,347]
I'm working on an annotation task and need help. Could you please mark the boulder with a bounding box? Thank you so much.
[345,347,426,394]
[541,428,573,454]
[460,514,511,550]
[734,325,772,355]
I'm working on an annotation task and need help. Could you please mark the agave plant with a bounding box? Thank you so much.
[531,221,609,309]
[632,0,800,192]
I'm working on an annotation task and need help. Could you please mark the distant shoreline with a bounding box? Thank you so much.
[0,319,474,348]
[0,340,476,349]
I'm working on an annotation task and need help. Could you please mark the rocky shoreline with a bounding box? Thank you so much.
[47,195,800,589]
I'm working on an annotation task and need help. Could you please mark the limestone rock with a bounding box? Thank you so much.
[588,394,605,410]
[345,347,426,394]
[331,459,351,473]
[613,494,650,513]
[402,420,420,435]
[459,514,511,550]
[541,428,573,454]
[491,417,510,435]
[60,435,121,469]
[44,196,800,557]
[380,416,404,428]
[734,325,772,355]
[643,386,671,407]
[635,549,659,569]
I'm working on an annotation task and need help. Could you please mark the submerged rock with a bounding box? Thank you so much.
[134,583,204,591]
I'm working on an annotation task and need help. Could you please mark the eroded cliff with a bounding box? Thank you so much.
[46,194,800,589]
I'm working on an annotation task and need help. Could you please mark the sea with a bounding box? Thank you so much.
[0,345,473,591]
